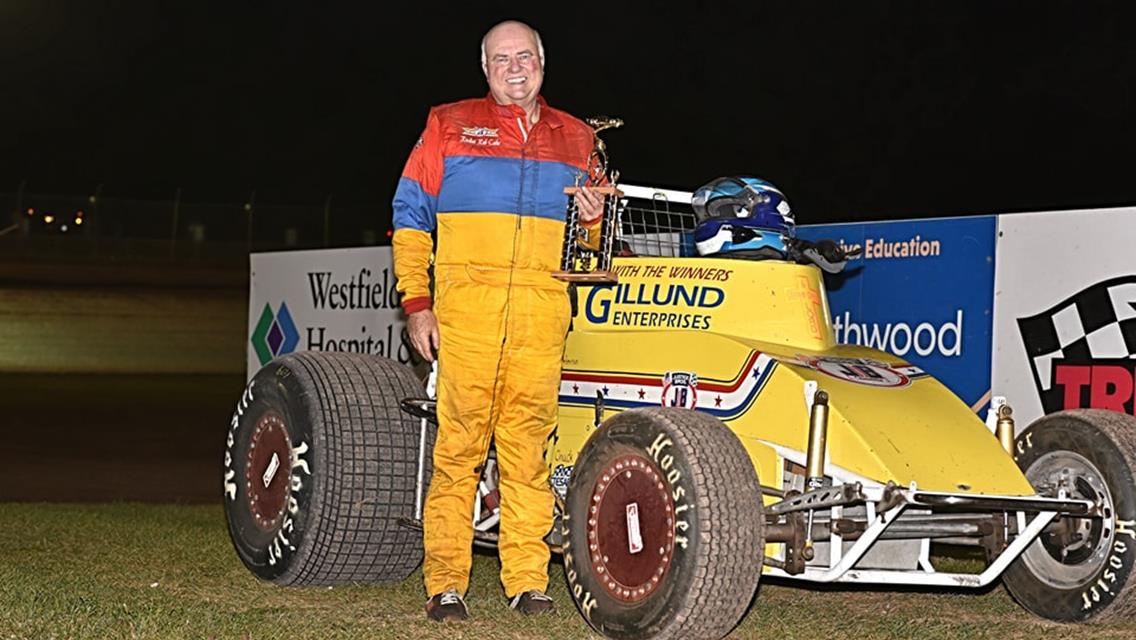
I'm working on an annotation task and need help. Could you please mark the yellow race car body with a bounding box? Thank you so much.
[550,256,1033,498]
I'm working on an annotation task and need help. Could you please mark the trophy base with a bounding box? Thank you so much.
[563,185,624,197]
[552,270,617,284]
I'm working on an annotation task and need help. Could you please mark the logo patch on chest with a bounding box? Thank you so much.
[460,126,501,146]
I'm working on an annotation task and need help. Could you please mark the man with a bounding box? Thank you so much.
[391,20,604,622]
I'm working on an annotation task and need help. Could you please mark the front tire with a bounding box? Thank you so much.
[223,351,433,585]
[1003,409,1136,622]
[562,408,764,640]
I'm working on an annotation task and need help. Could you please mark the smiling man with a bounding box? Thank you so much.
[482,21,545,125]
[391,20,604,622]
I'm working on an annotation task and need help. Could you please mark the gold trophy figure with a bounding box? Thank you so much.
[553,117,625,283]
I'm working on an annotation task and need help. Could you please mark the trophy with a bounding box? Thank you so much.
[553,116,625,283]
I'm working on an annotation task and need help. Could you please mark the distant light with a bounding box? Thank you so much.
[74,217,84,226]
[44,215,55,224]
[26,208,34,216]
[60,224,69,232]
[76,210,84,217]
[386,229,393,237]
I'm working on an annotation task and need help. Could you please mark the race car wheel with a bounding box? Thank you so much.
[1003,409,1136,622]
[223,351,433,585]
[562,407,764,640]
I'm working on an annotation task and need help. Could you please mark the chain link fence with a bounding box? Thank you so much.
[0,190,390,266]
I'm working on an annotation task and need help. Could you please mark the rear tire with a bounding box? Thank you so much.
[562,407,764,640]
[223,351,433,585]
[1003,409,1136,622]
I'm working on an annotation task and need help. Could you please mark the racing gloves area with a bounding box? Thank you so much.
[787,238,861,274]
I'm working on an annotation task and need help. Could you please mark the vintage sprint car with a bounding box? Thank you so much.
[223,216,1136,639]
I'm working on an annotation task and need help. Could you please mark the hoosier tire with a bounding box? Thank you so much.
[562,407,764,640]
[223,351,433,585]
[1003,409,1136,623]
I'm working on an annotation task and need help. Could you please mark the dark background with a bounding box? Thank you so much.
[3,1,1135,224]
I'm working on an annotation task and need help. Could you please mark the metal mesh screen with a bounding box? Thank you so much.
[617,187,697,258]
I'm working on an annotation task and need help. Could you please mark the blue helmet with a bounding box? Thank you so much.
[691,177,795,258]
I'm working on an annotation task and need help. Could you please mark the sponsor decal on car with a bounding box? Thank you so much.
[560,351,775,419]
[584,281,723,330]
[550,464,573,498]
[788,355,926,388]
[661,372,698,409]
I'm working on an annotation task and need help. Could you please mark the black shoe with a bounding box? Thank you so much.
[509,590,554,615]
[425,589,469,622]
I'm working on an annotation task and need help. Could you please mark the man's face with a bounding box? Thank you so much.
[483,24,543,108]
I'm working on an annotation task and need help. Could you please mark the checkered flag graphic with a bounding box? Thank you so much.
[1017,276,1136,414]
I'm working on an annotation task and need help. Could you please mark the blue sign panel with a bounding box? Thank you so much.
[796,216,997,412]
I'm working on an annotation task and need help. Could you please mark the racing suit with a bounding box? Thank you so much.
[392,94,597,598]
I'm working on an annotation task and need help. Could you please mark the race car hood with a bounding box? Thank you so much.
[740,338,1035,496]
[561,330,1034,496]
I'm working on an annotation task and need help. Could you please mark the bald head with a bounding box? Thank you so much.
[480,20,545,70]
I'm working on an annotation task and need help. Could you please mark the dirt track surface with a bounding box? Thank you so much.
[0,373,241,503]
[0,281,246,375]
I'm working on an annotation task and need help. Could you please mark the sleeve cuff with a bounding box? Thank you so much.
[401,296,432,314]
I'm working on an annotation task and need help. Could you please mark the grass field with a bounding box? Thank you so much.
[3,504,1135,640]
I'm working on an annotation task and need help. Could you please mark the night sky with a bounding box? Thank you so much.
[3,1,1134,223]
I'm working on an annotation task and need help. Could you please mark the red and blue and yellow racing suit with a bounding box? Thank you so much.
[392,94,597,598]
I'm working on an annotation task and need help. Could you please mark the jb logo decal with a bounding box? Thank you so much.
[661,372,698,409]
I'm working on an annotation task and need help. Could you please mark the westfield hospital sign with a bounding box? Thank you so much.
[247,249,415,378]
[307,268,400,310]
[302,268,411,355]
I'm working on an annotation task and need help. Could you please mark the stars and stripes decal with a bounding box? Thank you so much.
[559,350,776,420]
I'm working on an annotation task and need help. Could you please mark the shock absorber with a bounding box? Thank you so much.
[805,389,831,490]
[803,388,831,559]
[995,403,1015,456]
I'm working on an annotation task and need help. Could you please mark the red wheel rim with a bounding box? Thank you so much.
[587,454,676,602]
[245,411,291,531]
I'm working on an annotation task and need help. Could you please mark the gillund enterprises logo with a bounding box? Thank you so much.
[251,301,301,365]
[1018,276,1136,415]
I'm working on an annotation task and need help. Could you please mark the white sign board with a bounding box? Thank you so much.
[247,247,413,380]
[992,207,1136,428]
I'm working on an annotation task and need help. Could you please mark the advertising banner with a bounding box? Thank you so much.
[247,247,413,380]
[797,216,998,411]
[992,207,1136,428]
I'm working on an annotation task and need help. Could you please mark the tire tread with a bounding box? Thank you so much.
[281,352,429,586]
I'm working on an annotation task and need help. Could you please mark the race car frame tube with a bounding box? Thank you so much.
[762,482,1095,588]
[414,364,439,521]
[415,414,429,521]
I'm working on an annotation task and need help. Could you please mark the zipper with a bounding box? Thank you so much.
[515,118,527,233]
[476,108,529,471]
